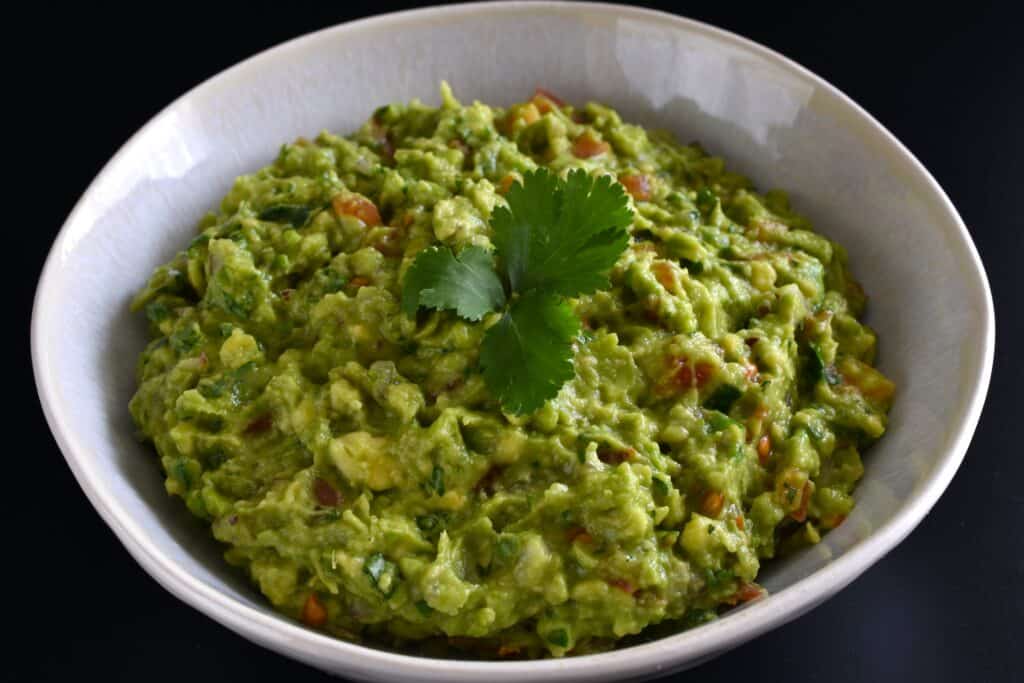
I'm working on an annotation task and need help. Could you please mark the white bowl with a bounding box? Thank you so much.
[32,2,993,681]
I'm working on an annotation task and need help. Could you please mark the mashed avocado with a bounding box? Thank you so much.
[130,83,894,658]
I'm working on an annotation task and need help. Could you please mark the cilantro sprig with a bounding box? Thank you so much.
[402,168,633,414]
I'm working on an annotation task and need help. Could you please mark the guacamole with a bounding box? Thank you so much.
[130,83,894,658]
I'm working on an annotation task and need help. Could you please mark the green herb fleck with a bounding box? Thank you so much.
[171,459,194,489]
[188,232,211,251]
[428,466,445,497]
[705,567,735,590]
[704,384,742,413]
[416,513,447,533]
[706,410,737,432]
[652,476,670,497]
[258,204,314,228]
[785,484,798,503]
[169,323,203,355]
[145,302,170,323]
[496,536,519,560]
[681,608,716,629]
[696,187,718,214]
[680,258,704,275]
[324,268,348,294]
[545,628,570,648]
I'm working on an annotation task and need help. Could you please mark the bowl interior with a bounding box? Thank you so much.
[33,3,991,679]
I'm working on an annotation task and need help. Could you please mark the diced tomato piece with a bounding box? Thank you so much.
[302,594,328,627]
[735,515,745,530]
[332,195,382,227]
[747,405,768,442]
[662,356,715,395]
[757,435,772,465]
[498,173,518,195]
[572,132,610,158]
[673,362,694,388]
[694,362,714,388]
[609,579,637,595]
[597,446,635,465]
[701,490,724,517]
[497,645,522,657]
[474,466,504,494]
[567,526,593,544]
[733,582,764,604]
[652,261,675,289]
[533,87,566,109]
[519,103,541,125]
[619,173,651,201]
[503,102,540,133]
[243,413,273,435]
[313,478,341,507]
[743,360,760,382]
[349,276,370,289]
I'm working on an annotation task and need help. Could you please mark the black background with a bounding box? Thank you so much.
[17,2,1022,681]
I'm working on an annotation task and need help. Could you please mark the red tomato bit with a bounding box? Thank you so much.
[619,173,651,201]
[701,490,725,517]
[302,594,328,627]
[312,478,341,507]
[609,579,637,595]
[572,132,610,159]
[243,413,273,435]
[332,195,382,227]
[756,435,772,465]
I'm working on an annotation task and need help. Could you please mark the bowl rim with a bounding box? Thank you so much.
[31,2,994,680]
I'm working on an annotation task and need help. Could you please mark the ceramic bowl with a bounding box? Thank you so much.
[32,2,993,681]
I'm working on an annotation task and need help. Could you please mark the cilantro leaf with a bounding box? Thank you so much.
[492,168,633,298]
[401,245,506,321]
[480,291,579,414]
[400,168,633,415]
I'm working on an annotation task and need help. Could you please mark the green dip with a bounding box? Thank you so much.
[130,83,894,657]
